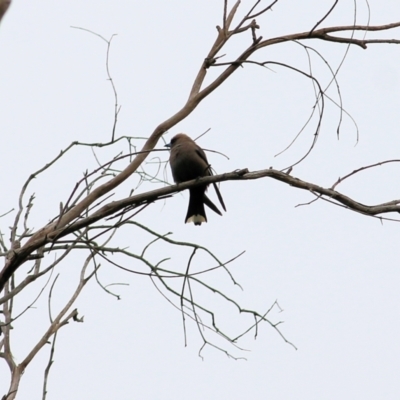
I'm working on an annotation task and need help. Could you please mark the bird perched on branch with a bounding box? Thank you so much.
[166,133,226,226]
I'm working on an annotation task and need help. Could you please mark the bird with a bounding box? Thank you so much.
[166,133,226,225]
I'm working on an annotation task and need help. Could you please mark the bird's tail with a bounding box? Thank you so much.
[186,188,207,226]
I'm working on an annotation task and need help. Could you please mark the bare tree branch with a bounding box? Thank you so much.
[2,1,400,395]
[0,0,10,23]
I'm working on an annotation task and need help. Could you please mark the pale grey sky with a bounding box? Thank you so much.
[1,1,400,399]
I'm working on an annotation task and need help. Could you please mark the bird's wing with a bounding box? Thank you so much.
[195,147,227,212]
[203,194,222,216]
[212,182,227,212]
[195,147,209,167]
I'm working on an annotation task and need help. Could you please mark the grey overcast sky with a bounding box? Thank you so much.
[1,1,400,399]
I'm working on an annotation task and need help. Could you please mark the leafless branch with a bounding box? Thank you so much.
[0,0,11,23]
[331,160,400,190]
[2,1,400,395]
[309,0,340,35]
[70,27,121,142]
[2,11,395,298]
[4,156,400,291]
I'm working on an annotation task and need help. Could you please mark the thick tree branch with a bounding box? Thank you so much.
[0,0,10,23]
[3,1,400,396]
[253,22,400,51]
[18,14,400,269]
[2,165,400,291]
